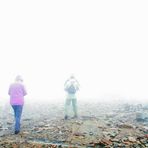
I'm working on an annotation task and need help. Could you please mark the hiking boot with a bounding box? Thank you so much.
[15,131,20,134]
[72,115,78,119]
[64,115,68,120]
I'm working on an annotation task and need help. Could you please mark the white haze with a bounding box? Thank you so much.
[0,0,148,104]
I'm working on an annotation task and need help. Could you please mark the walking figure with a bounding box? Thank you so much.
[8,75,27,134]
[64,75,80,119]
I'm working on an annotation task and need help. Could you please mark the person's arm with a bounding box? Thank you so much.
[8,85,11,95]
[23,85,27,96]
[64,79,70,90]
[74,78,80,86]
[76,84,79,91]
[64,79,69,86]
[75,79,80,89]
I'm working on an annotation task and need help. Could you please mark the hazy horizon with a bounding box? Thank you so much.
[0,0,148,103]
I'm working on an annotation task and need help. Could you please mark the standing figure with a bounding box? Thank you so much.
[8,75,27,134]
[64,75,79,119]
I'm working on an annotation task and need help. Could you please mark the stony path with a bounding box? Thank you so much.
[0,102,148,147]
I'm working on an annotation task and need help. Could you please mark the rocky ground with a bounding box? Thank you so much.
[0,101,148,147]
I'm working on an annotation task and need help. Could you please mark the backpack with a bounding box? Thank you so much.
[67,84,76,94]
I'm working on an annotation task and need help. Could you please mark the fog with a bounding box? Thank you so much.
[0,0,148,104]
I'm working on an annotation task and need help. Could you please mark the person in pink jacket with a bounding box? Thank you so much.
[8,75,27,134]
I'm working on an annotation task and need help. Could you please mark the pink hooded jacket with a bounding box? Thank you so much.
[8,82,27,105]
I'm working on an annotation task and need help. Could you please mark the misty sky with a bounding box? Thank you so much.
[0,1,148,103]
